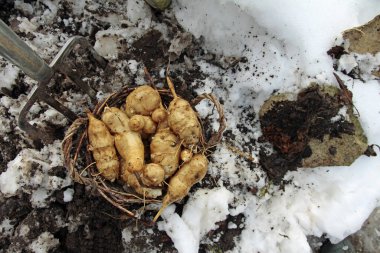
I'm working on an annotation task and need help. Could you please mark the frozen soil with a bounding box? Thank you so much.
[0,1,379,253]
[0,1,246,252]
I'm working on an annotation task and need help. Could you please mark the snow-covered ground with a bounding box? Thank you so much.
[161,1,380,252]
[0,0,379,253]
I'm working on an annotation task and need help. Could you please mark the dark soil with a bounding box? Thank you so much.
[259,85,355,183]
[0,0,21,24]
[0,1,238,252]
[130,30,170,71]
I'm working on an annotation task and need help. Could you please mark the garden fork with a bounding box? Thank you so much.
[0,19,108,143]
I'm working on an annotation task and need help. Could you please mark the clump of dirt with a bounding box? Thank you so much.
[130,30,170,71]
[259,84,367,183]
[201,214,245,252]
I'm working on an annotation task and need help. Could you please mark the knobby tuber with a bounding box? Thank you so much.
[101,107,145,174]
[142,163,165,186]
[180,149,193,162]
[101,107,131,134]
[152,107,168,123]
[129,115,157,134]
[115,132,145,173]
[87,113,120,181]
[121,161,162,199]
[125,85,162,117]
[166,77,201,148]
[153,154,209,222]
[150,128,181,178]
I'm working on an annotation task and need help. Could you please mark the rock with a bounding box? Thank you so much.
[259,84,367,171]
[343,15,380,54]
[349,207,380,252]
[144,0,171,11]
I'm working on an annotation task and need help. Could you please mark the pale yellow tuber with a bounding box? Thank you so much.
[153,154,209,221]
[87,113,120,182]
[150,128,181,178]
[180,149,193,163]
[101,107,145,173]
[125,85,162,117]
[121,161,162,199]
[115,132,144,173]
[166,77,201,148]
[129,115,157,134]
[152,107,168,123]
[142,163,165,186]
[101,107,130,134]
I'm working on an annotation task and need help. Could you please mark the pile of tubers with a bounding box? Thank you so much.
[87,78,208,221]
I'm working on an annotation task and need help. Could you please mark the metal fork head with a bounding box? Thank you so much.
[18,36,108,144]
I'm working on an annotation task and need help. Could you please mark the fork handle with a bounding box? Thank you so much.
[0,19,53,83]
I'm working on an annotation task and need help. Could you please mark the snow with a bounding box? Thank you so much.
[164,1,380,253]
[175,0,380,82]
[127,60,139,75]
[122,227,133,248]
[17,17,38,34]
[1,0,380,252]
[158,187,234,253]
[338,54,358,73]
[337,52,380,81]
[63,188,74,202]
[351,80,380,143]
[14,0,34,16]
[0,218,14,237]
[126,0,152,25]
[94,28,144,59]
[0,63,19,90]
[237,154,380,252]
[28,232,59,253]
[0,140,72,202]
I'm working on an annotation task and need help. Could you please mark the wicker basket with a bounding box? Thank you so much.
[62,85,225,218]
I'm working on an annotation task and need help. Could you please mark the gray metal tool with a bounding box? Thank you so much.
[0,19,107,143]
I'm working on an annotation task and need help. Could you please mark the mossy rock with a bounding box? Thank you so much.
[259,92,296,118]
[302,86,367,167]
[260,84,368,169]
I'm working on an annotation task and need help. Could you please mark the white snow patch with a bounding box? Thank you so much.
[94,28,146,59]
[237,153,380,253]
[127,60,139,75]
[338,54,358,73]
[17,17,38,34]
[330,106,349,123]
[14,0,34,16]
[0,218,14,237]
[228,222,238,229]
[28,232,59,253]
[158,187,233,253]
[122,227,133,248]
[30,188,50,208]
[63,188,74,202]
[338,53,380,81]
[0,63,19,90]
[65,0,86,16]
[0,140,71,200]
[19,224,30,237]
[351,79,380,143]
[126,0,152,25]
